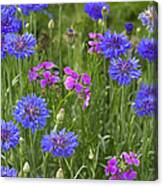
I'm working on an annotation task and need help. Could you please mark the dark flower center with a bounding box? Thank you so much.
[15,38,25,51]
[52,136,68,148]
[119,61,132,73]
[25,104,40,120]
[1,129,10,141]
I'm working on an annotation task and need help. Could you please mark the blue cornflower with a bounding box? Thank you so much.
[18,4,48,16]
[13,94,50,133]
[100,30,132,59]
[4,33,36,59]
[41,128,79,157]
[109,57,141,85]
[1,5,17,17]
[84,2,110,21]
[1,166,17,177]
[133,84,156,117]
[137,38,158,62]
[138,6,157,33]
[125,22,134,34]
[1,120,20,152]
[1,5,22,34]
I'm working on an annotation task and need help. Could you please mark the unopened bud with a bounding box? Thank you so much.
[98,19,105,27]
[88,149,94,160]
[56,108,65,122]
[23,161,30,174]
[56,168,64,178]
[136,27,141,33]
[48,19,55,29]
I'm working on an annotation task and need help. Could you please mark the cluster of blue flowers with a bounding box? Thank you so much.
[1,2,158,179]
[1,5,48,60]
[1,166,17,177]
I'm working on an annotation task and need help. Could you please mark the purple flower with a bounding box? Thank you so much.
[5,33,36,59]
[121,169,137,180]
[105,157,119,176]
[125,22,134,34]
[64,67,91,109]
[88,32,104,54]
[138,6,157,33]
[64,67,80,79]
[40,71,60,88]
[1,166,17,177]
[13,94,50,133]
[28,62,60,88]
[84,2,110,21]
[1,120,20,152]
[121,152,140,166]
[137,38,158,62]
[109,57,141,85]
[100,30,132,59]
[83,88,91,110]
[105,152,140,180]
[82,73,91,85]
[133,84,156,117]
[18,4,48,16]
[41,128,79,157]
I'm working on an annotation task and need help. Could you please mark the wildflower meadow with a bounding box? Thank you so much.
[1,1,158,180]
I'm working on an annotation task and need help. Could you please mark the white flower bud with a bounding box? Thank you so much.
[48,19,55,29]
[56,108,65,122]
[23,161,30,174]
[56,168,64,178]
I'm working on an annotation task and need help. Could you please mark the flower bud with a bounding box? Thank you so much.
[48,19,55,29]
[56,108,65,122]
[88,148,94,160]
[56,168,64,178]
[23,161,30,174]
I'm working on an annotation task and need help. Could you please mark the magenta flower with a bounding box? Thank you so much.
[64,76,75,90]
[121,169,137,180]
[105,152,140,180]
[28,61,60,88]
[105,157,119,176]
[64,67,91,109]
[121,152,140,166]
[40,71,60,88]
[88,32,104,54]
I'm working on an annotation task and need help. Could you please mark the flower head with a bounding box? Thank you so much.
[1,166,17,177]
[13,94,50,133]
[5,33,36,59]
[105,152,140,180]
[88,32,104,54]
[109,57,141,85]
[100,30,132,59]
[121,169,137,180]
[41,128,79,157]
[138,6,158,32]
[137,38,158,62]
[125,22,134,34]
[18,4,48,16]
[1,120,20,152]
[64,67,91,109]
[133,84,157,117]
[1,5,22,34]
[121,152,140,166]
[84,2,110,21]
[28,61,60,88]
[105,157,119,176]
